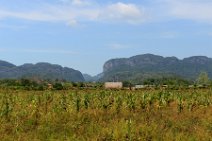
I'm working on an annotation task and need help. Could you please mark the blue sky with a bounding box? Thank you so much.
[0,0,212,75]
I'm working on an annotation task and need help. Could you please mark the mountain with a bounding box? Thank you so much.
[0,60,16,70]
[101,54,212,83]
[83,74,94,82]
[0,61,84,82]
[83,73,104,82]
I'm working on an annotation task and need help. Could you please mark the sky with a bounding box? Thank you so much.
[0,0,212,75]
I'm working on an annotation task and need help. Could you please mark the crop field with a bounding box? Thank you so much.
[0,88,212,141]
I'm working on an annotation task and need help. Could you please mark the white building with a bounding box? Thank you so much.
[104,82,123,89]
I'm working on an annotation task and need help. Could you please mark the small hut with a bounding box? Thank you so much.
[104,82,123,89]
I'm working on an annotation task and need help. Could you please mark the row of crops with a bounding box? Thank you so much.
[0,89,212,140]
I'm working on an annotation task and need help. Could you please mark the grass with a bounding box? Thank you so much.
[0,88,212,140]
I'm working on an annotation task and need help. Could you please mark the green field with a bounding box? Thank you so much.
[0,88,212,140]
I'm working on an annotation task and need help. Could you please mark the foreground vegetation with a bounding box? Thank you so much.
[0,88,212,140]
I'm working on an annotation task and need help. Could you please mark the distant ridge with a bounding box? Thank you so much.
[1,54,212,83]
[100,54,212,82]
[0,61,84,82]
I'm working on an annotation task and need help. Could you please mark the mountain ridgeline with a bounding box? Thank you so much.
[1,54,212,83]
[0,61,84,82]
[101,54,212,83]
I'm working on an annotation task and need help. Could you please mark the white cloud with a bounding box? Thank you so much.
[0,10,60,22]
[66,19,78,26]
[165,0,212,23]
[59,0,90,6]
[1,0,212,26]
[99,2,145,24]
[71,0,88,6]
[0,1,147,25]
[108,43,130,50]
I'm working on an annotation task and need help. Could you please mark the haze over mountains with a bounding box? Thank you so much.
[0,54,212,82]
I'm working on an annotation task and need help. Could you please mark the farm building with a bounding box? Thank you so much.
[104,82,123,89]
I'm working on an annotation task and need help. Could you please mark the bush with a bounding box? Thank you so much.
[53,83,63,90]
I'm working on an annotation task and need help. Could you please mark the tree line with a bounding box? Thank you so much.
[0,72,211,90]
